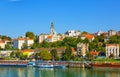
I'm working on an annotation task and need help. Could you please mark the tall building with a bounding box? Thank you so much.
[106,44,119,58]
[77,43,89,57]
[50,22,56,35]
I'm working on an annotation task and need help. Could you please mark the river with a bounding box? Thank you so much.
[0,66,120,77]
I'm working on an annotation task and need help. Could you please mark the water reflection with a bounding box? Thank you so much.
[0,67,120,77]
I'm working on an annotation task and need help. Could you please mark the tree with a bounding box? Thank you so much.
[40,50,52,60]
[5,44,12,50]
[25,32,35,39]
[50,49,57,61]
[62,47,72,61]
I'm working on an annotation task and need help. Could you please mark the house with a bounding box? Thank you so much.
[106,44,119,58]
[0,40,5,49]
[77,43,89,57]
[90,51,99,57]
[0,50,13,57]
[108,29,116,37]
[117,31,120,36]
[21,49,34,58]
[65,30,81,37]
[13,37,34,49]
[81,34,94,41]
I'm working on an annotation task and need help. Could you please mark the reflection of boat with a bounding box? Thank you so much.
[91,63,120,68]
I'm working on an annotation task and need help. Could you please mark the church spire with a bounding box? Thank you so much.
[50,22,56,35]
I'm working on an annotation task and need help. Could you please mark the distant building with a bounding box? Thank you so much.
[0,40,5,49]
[81,34,94,42]
[0,50,13,57]
[38,22,64,43]
[90,51,99,58]
[95,30,103,36]
[106,44,119,58]
[117,31,120,36]
[13,37,34,49]
[65,30,81,37]
[77,43,89,57]
[108,30,116,37]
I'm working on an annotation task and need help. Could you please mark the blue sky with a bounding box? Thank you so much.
[0,0,120,38]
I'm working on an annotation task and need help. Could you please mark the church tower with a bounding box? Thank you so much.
[50,22,56,35]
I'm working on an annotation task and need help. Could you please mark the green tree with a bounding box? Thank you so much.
[50,49,57,61]
[25,32,35,39]
[40,50,52,60]
[62,47,72,61]
[5,44,12,50]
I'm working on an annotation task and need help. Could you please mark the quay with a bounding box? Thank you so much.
[0,60,29,67]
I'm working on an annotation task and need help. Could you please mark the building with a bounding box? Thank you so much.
[65,30,81,37]
[77,43,89,57]
[0,50,13,57]
[117,31,120,36]
[13,37,34,49]
[81,34,94,42]
[39,22,64,43]
[108,30,116,37]
[0,40,5,49]
[95,30,103,36]
[106,44,119,58]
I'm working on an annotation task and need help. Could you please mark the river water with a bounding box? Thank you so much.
[0,66,120,77]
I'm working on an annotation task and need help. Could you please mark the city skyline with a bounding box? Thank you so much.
[0,0,120,38]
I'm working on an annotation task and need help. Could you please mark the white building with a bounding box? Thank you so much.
[96,30,103,36]
[39,22,64,43]
[106,44,119,58]
[13,37,34,49]
[108,30,116,37]
[65,30,81,37]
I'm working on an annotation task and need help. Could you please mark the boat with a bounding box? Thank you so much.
[27,62,35,67]
[35,62,54,68]
[34,61,66,68]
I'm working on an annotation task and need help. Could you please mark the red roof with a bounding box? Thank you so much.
[0,40,4,43]
[90,51,99,56]
[47,36,52,39]
[21,49,34,52]
[106,44,119,47]
[82,34,94,40]
[14,37,33,41]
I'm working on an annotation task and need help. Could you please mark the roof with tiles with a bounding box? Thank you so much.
[81,34,94,40]
[90,51,99,56]
[0,40,5,44]
[106,44,119,47]
[47,35,52,39]
[14,37,33,41]
[21,49,34,52]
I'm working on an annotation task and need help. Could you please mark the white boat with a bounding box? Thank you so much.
[35,62,54,68]
[27,62,35,67]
